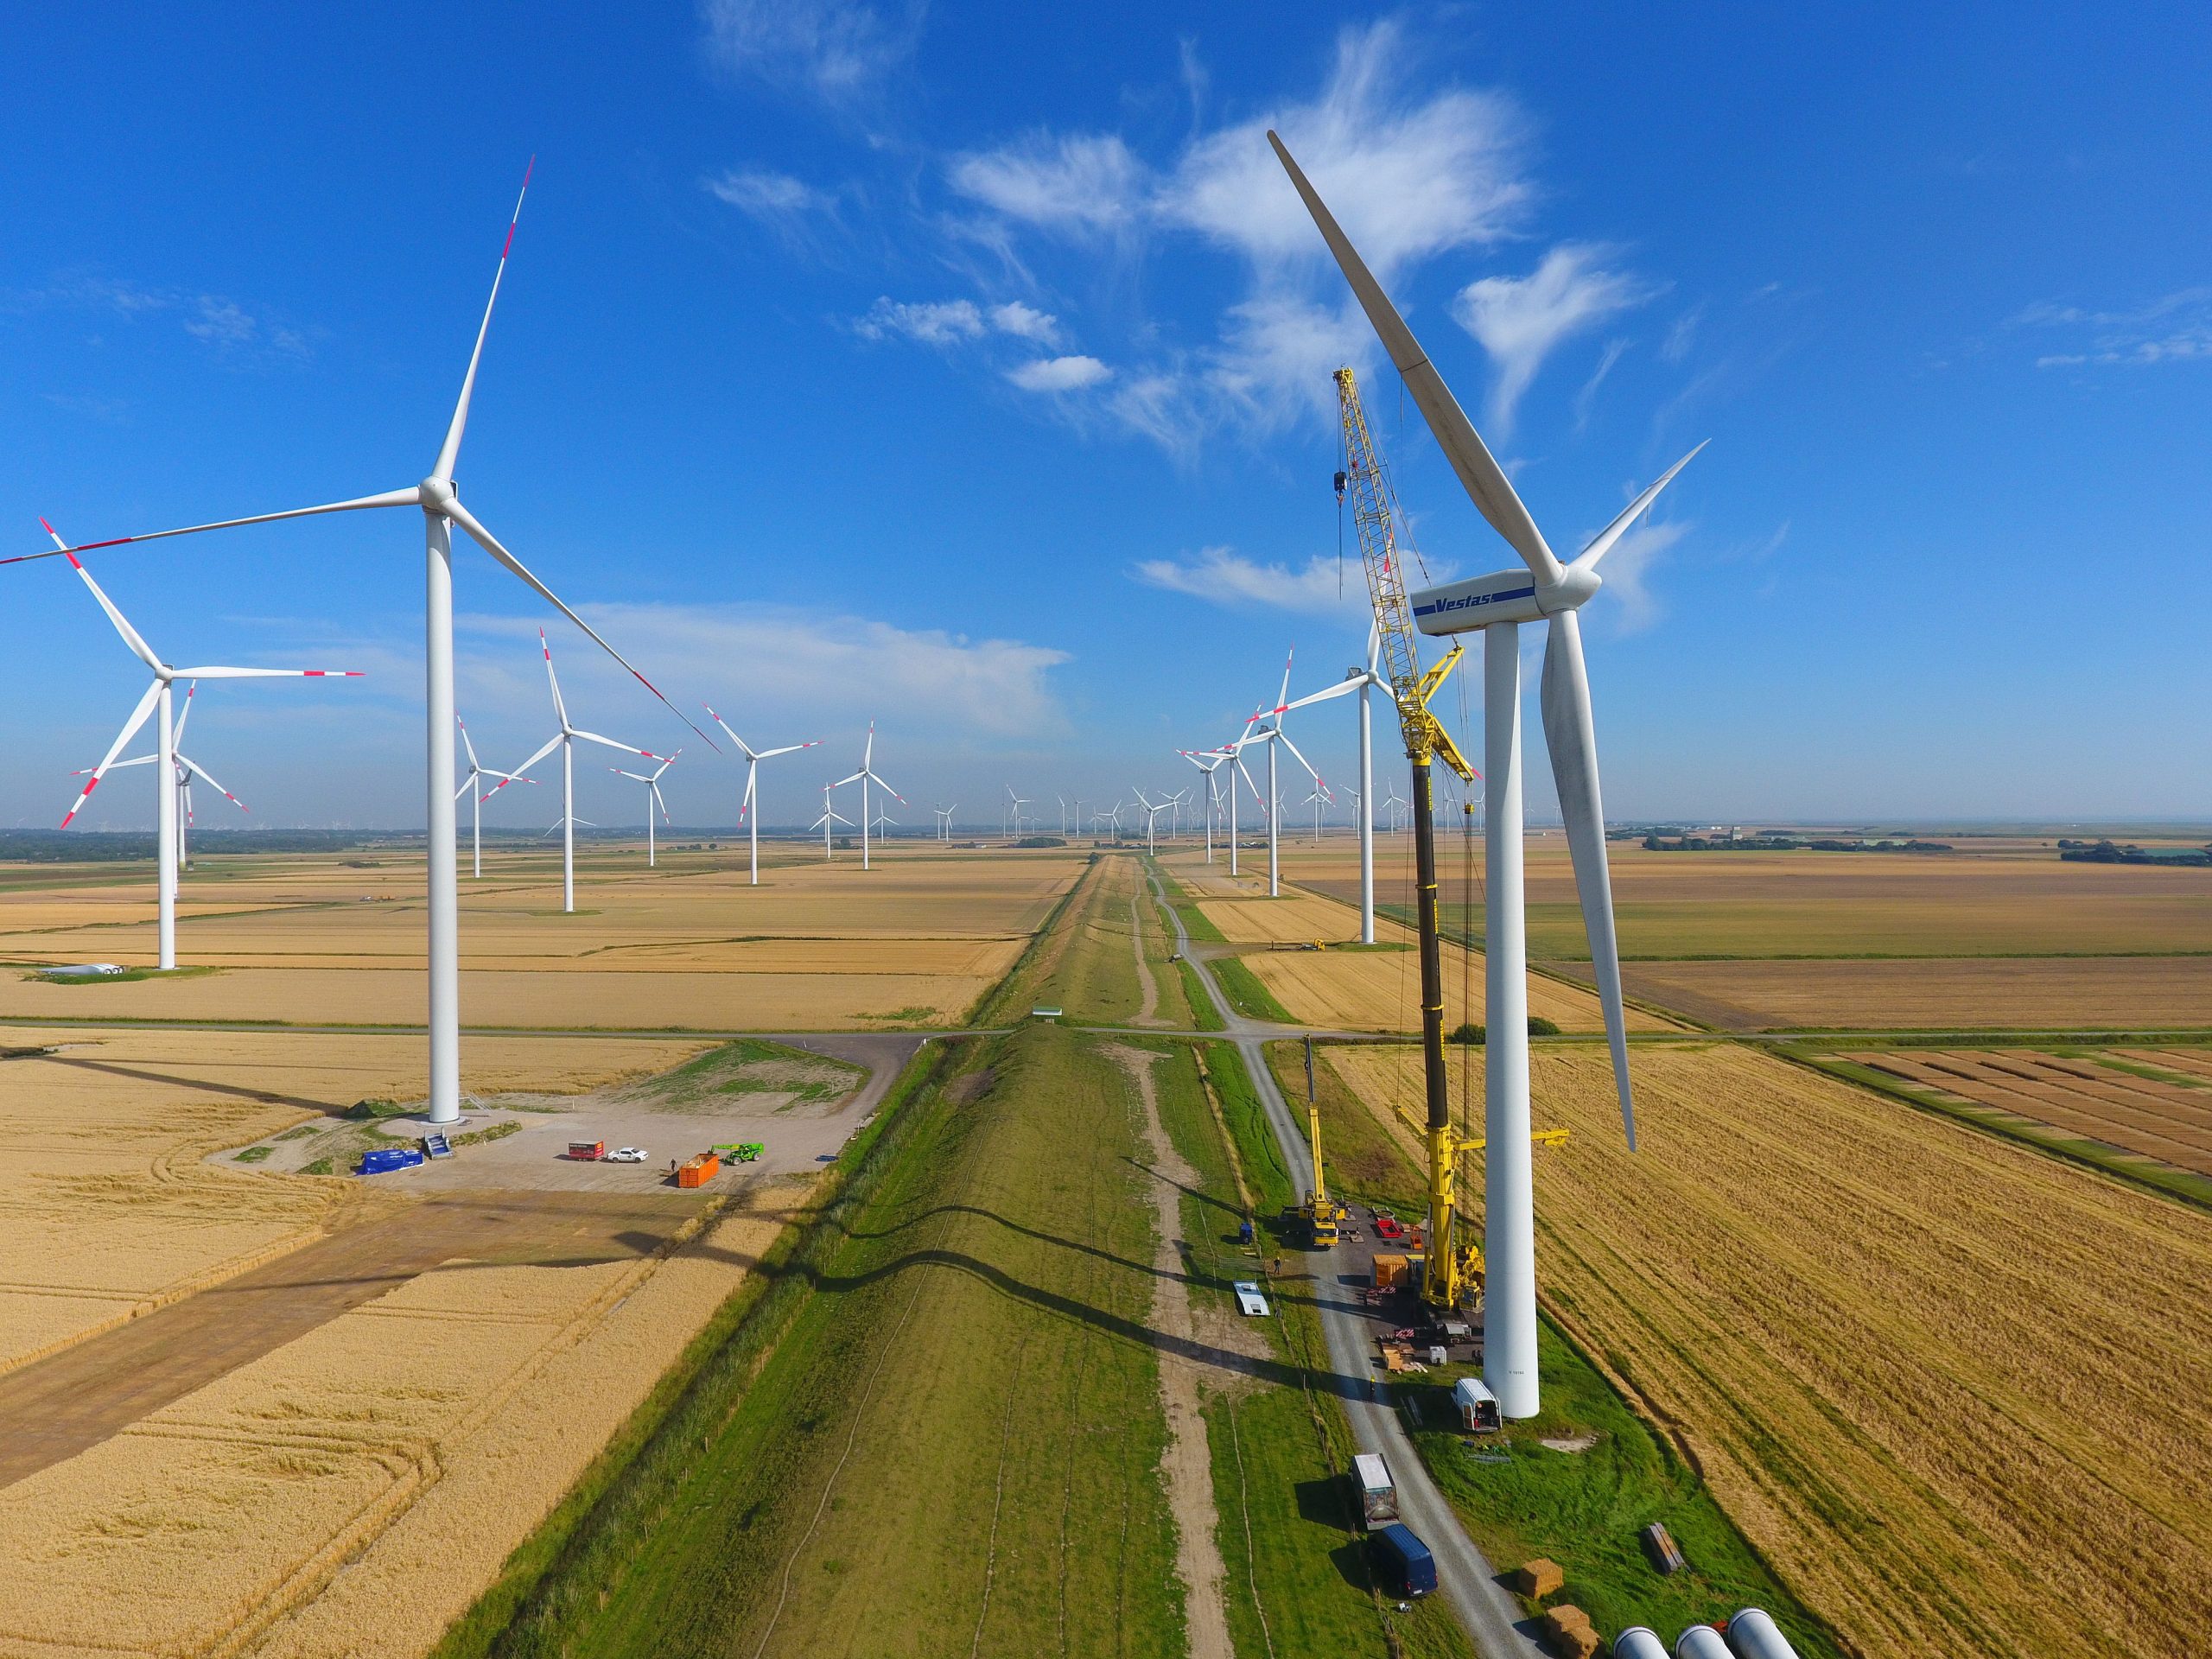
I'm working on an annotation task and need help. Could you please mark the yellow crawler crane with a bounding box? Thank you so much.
[1334,365,1484,1309]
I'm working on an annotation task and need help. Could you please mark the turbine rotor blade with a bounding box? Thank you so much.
[6,489,422,568]
[456,715,480,770]
[435,156,534,484]
[1570,442,1711,575]
[61,679,165,826]
[1540,609,1636,1149]
[444,499,716,749]
[178,753,248,813]
[57,544,162,671]
[1267,130,1563,585]
[173,666,363,679]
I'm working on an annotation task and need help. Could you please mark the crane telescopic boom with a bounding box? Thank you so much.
[1335,366,1481,1309]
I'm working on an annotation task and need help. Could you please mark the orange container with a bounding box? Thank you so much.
[676,1153,720,1189]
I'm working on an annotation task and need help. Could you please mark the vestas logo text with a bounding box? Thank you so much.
[1412,584,1536,618]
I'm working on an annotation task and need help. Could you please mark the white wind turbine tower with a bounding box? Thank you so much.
[50,539,360,969]
[1056,793,1067,836]
[832,724,904,871]
[609,751,680,867]
[1382,783,1409,836]
[1003,785,1029,840]
[492,631,668,914]
[1301,776,1335,842]
[1287,625,1402,943]
[1231,648,1325,898]
[456,715,535,878]
[1275,130,1703,1417]
[704,706,819,887]
[810,787,855,860]
[933,804,956,842]
[10,166,708,1126]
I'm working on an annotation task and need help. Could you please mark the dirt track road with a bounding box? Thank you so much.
[0,1187,702,1490]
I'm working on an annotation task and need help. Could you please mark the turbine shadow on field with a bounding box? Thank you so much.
[1122,1154,1243,1219]
[35,1052,334,1113]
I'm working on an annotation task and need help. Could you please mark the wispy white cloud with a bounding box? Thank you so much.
[1132,546,1363,614]
[461,601,1071,741]
[1006,354,1110,392]
[1660,303,1704,364]
[988,301,1060,343]
[697,0,922,104]
[1573,337,1629,430]
[1452,244,1658,435]
[854,296,986,345]
[703,168,846,251]
[949,131,1147,238]
[7,274,312,362]
[2013,286,2212,367]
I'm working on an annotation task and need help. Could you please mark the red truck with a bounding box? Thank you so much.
[567,1140,607,1161]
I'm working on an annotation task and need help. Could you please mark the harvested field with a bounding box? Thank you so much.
[1846,1048,2212,1176]
[1327,1041,2212,1659]
[0,843,1082,1031]
[1269,836,2212,961]
[0,1184,802,1659]
[1606,955,2212,1031]
[0,1024,711,1372]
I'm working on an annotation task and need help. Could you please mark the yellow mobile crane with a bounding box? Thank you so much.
[1333,365,1484,1309]
[1298,1037,1350,1247]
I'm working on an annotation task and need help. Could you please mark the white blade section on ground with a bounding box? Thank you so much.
[61,679,166,826]
[1539,607,1637,1149]
[1569,442,1708,575]
[1267,131,1563,586]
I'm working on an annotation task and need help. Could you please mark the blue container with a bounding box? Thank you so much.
[358,1147,426,1176]
[1370,1522,1438,1598]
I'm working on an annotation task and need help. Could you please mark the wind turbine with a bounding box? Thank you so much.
[73,682,253,874]
[493,631,666,914]
[1056,793,1067,836]
[1287,626,1407,943]
[1274,130,1703,1417]
[456,715,534,878]
[704,707,819,886]
[1300,776,1336,842]
[1003,784,1029,840]
[811,787,854,860]
[832,724,904,871]
[1179,747,1233,863]
[609,751,681,867]
[1232,648,1325,898]
[1132,787,1173,855]
[1382,783,1409,836]
[8,165,709,1125]
[49,536,360,969]
[933,803,955,842]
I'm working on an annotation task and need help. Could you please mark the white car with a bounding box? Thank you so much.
[607,1147,648,1164]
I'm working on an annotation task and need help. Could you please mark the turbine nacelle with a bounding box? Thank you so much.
[1410,563,1602,633]
[417,476,456,515]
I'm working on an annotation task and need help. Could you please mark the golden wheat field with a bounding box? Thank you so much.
[1273,834,2212,960]
[0,844,1082,1029]
[1328,1040,2212,1659]
[0,1025,713,1372]
[1848,1048,2212,1176]
[1171,859,1673,1034]
[1610,954,2212,1032]
[0,1185,803,1659]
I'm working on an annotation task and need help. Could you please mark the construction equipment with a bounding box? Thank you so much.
[1393,1106,1570,1287]
[1336,365,1481,1308]
[1298,1036,1350,1247]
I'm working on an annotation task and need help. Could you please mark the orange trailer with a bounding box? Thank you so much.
[676,1152,720,1188]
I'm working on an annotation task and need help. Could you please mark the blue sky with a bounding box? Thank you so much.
[3,3,2207,832]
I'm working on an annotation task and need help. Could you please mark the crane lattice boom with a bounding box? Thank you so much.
[1334,368,1473,782]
